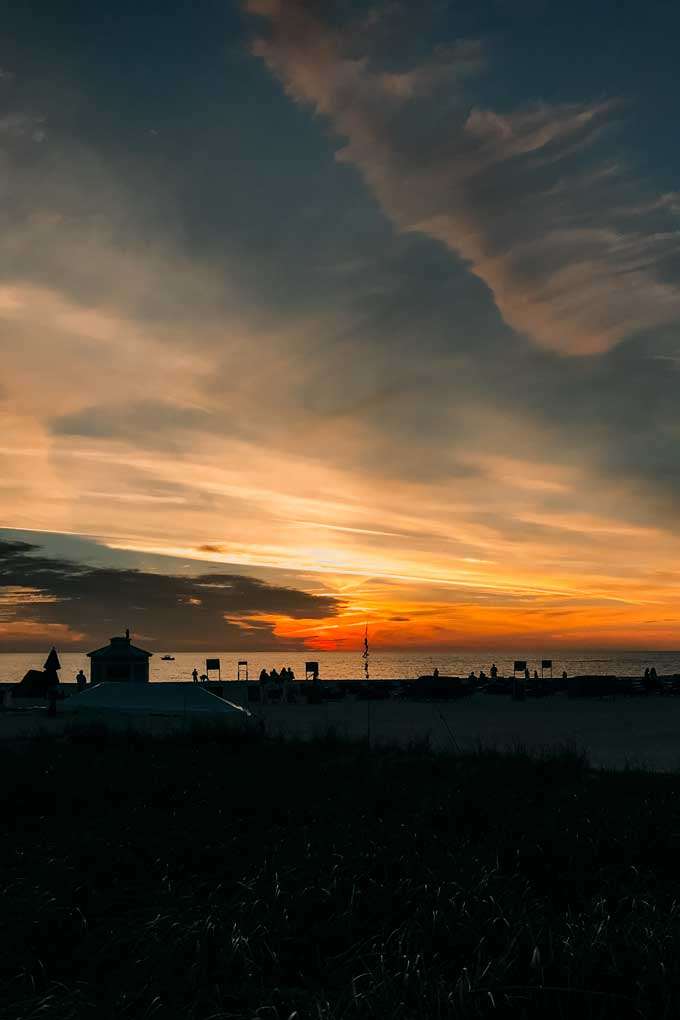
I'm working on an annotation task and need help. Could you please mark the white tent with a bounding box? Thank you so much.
[64,682,251,724]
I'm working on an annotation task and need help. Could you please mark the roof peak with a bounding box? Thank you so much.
[87,632,152,659]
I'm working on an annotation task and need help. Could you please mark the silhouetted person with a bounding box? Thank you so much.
[644,667,650,680]
[433,667,439,680]
[650,667,658,681]
[259,669,269,683]
[270,668,279,682]
[479,670,487,681]
[75,669,86,690]
[468,671,476,680]
[533,670,539,681]
[490,663,498,679]
[524,667,530,681]
[288,667,295,681]
[562,670,568,680]
[192,668,199,684]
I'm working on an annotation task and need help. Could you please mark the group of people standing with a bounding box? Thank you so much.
[433,663,569,682]
[259,667,296,684]
[643,666,662,691]
[431,664,500,681]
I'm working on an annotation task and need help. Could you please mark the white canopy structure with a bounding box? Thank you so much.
[64,682,251,722]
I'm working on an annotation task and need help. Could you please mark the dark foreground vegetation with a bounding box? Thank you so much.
[2,726,680,1019]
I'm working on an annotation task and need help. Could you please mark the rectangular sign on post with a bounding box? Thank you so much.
[541,660,552,669]
[206,659,220,672]
[514,660,526,672]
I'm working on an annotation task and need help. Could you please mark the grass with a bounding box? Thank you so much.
[1,724,680,1018]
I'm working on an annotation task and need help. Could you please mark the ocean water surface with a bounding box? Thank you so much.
[3,650,680,683]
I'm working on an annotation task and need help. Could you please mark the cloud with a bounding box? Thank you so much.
[5,10,680,651]
[0,537,342,651]
[51,401,213,448]
[247,0,680,356]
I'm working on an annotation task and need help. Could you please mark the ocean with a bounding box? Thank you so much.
[3,649,680,683]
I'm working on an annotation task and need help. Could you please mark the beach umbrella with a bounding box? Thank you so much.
[43,647,61,673]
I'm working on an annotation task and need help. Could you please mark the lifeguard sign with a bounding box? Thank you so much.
[206,658,221,681]
[541,659,553,679]
[513,660,527,676]
[305,661,319,681]
[237,660,248,681]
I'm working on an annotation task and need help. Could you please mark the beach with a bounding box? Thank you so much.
[250,694,680,771]
[5,687,680,771]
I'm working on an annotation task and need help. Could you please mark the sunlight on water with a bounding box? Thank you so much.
[3,650,680,683]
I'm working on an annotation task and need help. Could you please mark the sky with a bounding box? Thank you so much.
[2,0,680,652]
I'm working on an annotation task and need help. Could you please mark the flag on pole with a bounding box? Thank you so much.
[362,624,369,680]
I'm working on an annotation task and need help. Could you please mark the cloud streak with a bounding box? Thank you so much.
[0,538,342,651]
[248,0,680,355]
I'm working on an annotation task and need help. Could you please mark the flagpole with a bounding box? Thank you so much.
[362,624,370,746]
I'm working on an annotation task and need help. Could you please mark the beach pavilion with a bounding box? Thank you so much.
[87,629,152,684]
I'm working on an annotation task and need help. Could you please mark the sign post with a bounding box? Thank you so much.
[512,660,526,701]
[305,661,319,682]
[541,659,553,679]
[206,658,221,682]
[237,660,248,682]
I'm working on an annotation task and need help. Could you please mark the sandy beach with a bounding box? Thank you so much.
[4,688,680,771]
[251,693,680,771]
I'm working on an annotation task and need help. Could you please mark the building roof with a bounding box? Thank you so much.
[87,633,152,659]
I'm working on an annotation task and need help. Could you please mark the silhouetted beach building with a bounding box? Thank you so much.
[87,629,151,684]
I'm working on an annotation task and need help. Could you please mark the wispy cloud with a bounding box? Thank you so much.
[248,0,680,356]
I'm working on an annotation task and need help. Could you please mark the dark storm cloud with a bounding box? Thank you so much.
[0,538,341,651]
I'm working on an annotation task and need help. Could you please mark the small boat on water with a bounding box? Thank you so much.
[161,655,175,661]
